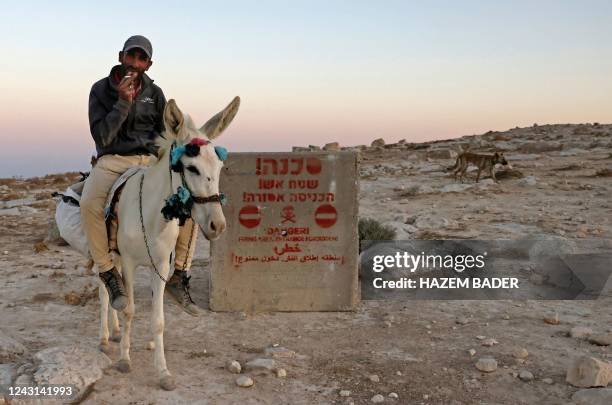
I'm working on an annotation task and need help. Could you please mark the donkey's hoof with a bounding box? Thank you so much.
[99,342,111,355]
[116,359,132,373]
[160,375,176,391]
[110,332,122,342]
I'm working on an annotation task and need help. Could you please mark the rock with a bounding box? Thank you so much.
[371,394,385,403]
[495,168,524,179]
[512,348,529,359]
[371,138,385,147]
[478,178,496,186]
[559,148,586,157]
[475,335,486,340]
[519,176,537,186]
[1,198,35,209]
[570,326,593,339]
[441,184,473,193]
[519,370,534,381]
[589,333,612,346]
[571,388,612,405]
[456,316,469,325]
[426,149,453,159]
[481,338,498,347]
[20,206,38,214]
[292,146,310,152]
[339,390,351,397]
[0,331,26,362]
[276,368,287,378]
[468,349,476,357]
[369,374,380,383]
[566,356,612,388]
[323,142,340,151]
[14,373,33,386]
[0,364,17,390]
[417,163,444,173]
[544,313,560,325]
[475,357,497,373]
[264,346,296,359]
[381,221,417,239]
[226,360,241,374]
[518,141,563,153]
[0,208,21,216]
[235,375,254,388]
[33,345,111,400]
[414,215,458,230]
[388,392,399,399]
[542,378,554,384]
[397,184,435,196]
[245,358,276,372]
[463,377,482,391]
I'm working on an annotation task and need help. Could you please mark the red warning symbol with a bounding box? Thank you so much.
[239,205,261,228]
[314,204,337,228]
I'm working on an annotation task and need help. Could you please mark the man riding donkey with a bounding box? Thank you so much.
[81,35,201,316]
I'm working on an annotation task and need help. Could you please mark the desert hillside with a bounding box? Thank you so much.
[1,123,611,404]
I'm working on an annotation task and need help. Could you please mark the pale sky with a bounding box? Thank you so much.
[1,0,612,177]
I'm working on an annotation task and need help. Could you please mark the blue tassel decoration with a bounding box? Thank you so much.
[177,186,191,204]
[215,146,228,161]
[171,145,186,166]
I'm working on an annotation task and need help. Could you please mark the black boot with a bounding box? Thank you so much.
[99,268,128,311]
[165,270,201,316]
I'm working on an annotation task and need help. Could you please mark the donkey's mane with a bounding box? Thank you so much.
[156,114,207,159]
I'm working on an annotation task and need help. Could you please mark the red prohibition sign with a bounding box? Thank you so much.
[238,205,261,228]
[314,204,337,228]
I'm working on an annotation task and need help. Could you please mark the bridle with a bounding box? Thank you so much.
[170,140,225,208]
[138,138,226,282]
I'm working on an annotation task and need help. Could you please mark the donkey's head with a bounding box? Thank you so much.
[160,97,240,240]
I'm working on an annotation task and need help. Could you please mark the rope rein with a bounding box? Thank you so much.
[139,172,170,283]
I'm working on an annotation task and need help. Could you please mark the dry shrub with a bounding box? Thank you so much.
[33,241,49,253]
[359,218,396,251]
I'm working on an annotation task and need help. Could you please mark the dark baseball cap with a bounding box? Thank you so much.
[122,35,153,58]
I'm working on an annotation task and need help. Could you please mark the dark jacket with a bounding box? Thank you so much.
[88,65,166,157]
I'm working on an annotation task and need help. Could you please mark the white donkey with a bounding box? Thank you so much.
[97,97,239,390]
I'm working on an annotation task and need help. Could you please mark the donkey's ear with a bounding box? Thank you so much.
[164,99,185,138]
[200,96,240,140]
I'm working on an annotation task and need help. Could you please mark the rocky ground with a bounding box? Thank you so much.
[1,123,612,404]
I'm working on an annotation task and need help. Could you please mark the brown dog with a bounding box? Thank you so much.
[449,152,508,183]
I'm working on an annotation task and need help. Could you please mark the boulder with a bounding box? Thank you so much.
[0,331,26,362]
[571,388,612,405]
[323,142,340,152]
[566,356,612,388]
[33,345,112,400]
[371,138,385,147]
